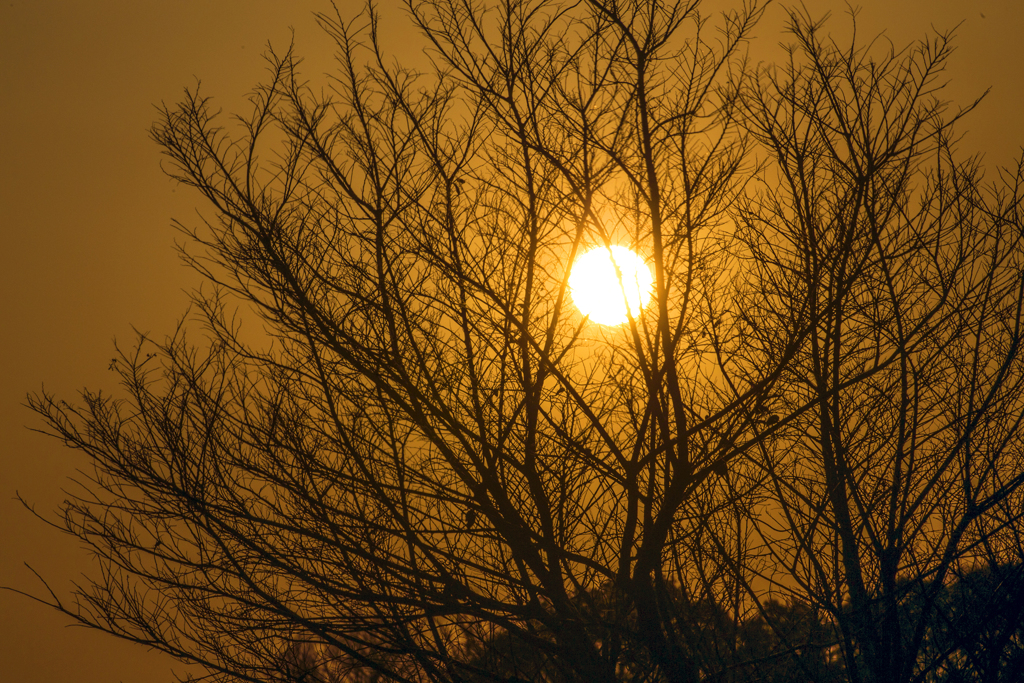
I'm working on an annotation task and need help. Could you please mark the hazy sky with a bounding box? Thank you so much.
[1,1,1021,681]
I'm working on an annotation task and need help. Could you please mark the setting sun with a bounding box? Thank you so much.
[568,245,654,325]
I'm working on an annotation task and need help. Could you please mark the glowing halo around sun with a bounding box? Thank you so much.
[568,245,654,325]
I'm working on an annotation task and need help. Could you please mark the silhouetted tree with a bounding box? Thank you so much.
[897,563,1024,682]
[458,583,844,682]
[724,8,1024,683]
[15,2,1024,682]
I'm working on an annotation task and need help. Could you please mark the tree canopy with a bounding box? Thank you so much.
[17,1,1024,682]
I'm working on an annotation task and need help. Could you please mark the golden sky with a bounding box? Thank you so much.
[1,1,1021,681]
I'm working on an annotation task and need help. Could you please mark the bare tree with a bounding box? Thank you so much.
[722,7,1024,683]
[13,2,1024,683]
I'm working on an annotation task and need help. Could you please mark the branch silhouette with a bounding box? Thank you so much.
[13,2,1024,682]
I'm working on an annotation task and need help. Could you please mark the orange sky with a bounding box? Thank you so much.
[1,1,1021,681]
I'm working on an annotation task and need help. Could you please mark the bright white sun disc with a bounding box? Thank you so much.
[568,246,653,325]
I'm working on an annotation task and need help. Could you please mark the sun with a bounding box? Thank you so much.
[568,245,654,325]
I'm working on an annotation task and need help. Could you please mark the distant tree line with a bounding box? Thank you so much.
[280,564,1024,682]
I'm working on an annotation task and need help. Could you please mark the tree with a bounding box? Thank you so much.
[14,1,1024,682]
[728,9,1024,683]
[900,563,1024,682]
[457,584,845,682]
